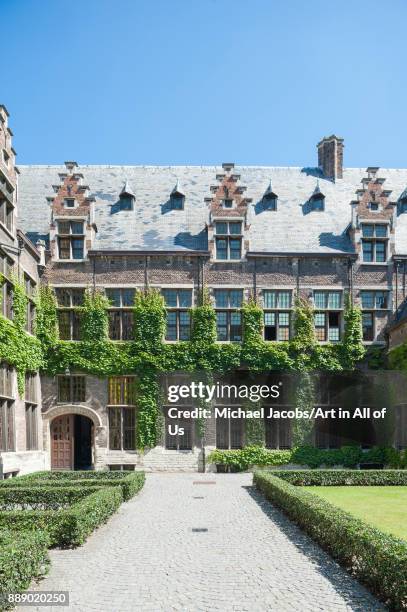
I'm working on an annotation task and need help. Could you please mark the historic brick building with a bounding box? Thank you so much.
[0,105,47,477]
[2,105,407,472]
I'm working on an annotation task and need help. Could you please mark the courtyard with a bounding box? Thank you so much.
[22,474,383,612]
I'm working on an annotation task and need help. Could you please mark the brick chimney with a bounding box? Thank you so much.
[317,135,344,181]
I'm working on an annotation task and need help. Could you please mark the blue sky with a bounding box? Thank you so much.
[3,0,407,167]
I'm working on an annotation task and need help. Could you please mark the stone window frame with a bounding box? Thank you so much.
[262,289,292,341]
[56,219,85,260]
[24,273,36,335]
[313,290,343,342]
[25,372,38,451]
[213,289,243,342]
[361,223,388,263]
[0,364,15,452]
[57,375,86,404]
[55,288,85,341]
[360,290,390,342]
[161,288,192,342]
[107,376,138,451]
[214,221,243,261]
[0,197,14,235]
[264,409,292,449]
[105,288,136,341]
[0,250,14,321]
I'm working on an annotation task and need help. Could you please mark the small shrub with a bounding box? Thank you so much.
[254,471,407,610]
[208,447,291,471]
[0,529,50,609]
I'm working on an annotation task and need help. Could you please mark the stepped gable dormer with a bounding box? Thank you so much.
[49,162,96,261]
[206,163,251,261]
[350,167,396,263]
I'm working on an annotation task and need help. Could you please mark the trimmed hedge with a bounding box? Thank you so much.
[254,471,407,610]
[0,486,123,547]
[0,529,50,610]
[13,470,131,481]
[1,472,146,502]
[0,486,96,510]
[270,469,407,486]
[208,445,407,471]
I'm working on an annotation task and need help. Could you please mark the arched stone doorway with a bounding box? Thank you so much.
[43,405,104,471]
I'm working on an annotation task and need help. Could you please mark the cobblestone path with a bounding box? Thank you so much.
[24,473,384,612]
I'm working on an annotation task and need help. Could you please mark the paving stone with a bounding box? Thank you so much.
[21,473,384,612]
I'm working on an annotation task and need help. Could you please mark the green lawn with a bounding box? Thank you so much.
[305,486,407,541]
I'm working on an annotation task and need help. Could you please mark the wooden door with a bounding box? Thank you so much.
[51,415,73,469]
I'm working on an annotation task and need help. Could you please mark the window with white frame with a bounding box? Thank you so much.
[263,290,292,341]
[215,222,242,260]
[57,220,85,259]
[360,290,389,341]
[106,288,135,341]
[361,224,388,263]
[313,290,342,342]
[214,289,243,341]
[162,289,192,341]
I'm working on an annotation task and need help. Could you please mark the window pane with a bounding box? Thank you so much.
[216,238,228,260]
[362,241,373,262]
[178,290,192,307]
[106,289,121,307]
[122,311,134,340]
[216,312,228,340]
[122,289,135,306]
[58,377,71,402]
[71,221,84,235]
[59,238,70,259]
[328,292,341,309]
[362,224,374,237]
[72,238,84,259]
[58,311,71,340]
[56,289,71,307]
[214,290,228,308]
[72,376,86,402]
[361,291,374,309]
[278,312,289,326]
[108,311,121,340]
[314,292,326,309]
[179,312,191,340]
[162,289,177,307]
[362,313,374,341]
[123,408,136,450]
[375,242,386,262]
[314,313,325,327]
[375,292,387,309]
[109,407,122,450]
[375,225,387,238]
[264,312,275,326]
[71,289,85,306]
[229,239,241,260]
[166,312,177,340]
[229,222,242,235]
[278,291,291,308]
[263,291,276,309]
[72,311,81,341]
[230,312,242,341]
[328,327,340,342]
[215,222,228,235]
[230,290,243,308]
[58,221,70,234]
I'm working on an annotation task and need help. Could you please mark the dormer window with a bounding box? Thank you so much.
[310,183,325,211]
[170,180,185,210]
[262,181,278,211]
[65,198,75,208]
[119,180,135,211]
[57,220,85,260]
[215,221,242,260]
[361,223,388,263]
[369,201,379,211]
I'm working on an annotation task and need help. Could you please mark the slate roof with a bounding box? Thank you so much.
[16,165,407,255]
